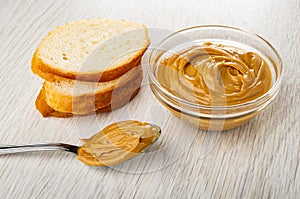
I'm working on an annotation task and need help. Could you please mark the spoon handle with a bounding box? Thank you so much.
[0,143,79,155]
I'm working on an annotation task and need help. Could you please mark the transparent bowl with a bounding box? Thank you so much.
[143,25,282,131]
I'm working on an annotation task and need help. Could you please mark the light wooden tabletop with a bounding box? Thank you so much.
[0,0,299,198]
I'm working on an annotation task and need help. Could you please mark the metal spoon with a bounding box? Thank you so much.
[0,121,161,165]
[0,143,80,155]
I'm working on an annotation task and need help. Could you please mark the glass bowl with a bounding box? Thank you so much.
[143,25,282,131]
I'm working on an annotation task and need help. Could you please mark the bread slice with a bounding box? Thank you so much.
[43,66,142,114]
[32,18,150,82]
[36,84,140,118]
[31,52,142,83]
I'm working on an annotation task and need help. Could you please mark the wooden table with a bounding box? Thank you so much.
[1,0,299,198]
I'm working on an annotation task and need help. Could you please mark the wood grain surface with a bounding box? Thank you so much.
[0,0,299,198]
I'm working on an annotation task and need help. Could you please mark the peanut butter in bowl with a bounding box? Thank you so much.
[157,42,272,106]
[144,25,282,131]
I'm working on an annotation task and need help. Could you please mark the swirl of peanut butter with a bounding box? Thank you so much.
[77,121,160,166]
[157,42,272,106]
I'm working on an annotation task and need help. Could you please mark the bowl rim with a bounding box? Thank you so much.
[144,24,283,111]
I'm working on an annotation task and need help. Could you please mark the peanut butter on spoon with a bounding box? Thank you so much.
[77,120,161,166]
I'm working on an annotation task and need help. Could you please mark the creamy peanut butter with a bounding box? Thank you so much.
[157,42,272,106]
[77,121,160,166]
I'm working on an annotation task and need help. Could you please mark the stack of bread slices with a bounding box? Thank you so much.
[31,18,150,117]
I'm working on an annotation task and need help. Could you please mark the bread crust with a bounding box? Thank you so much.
[42,67,143,114]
